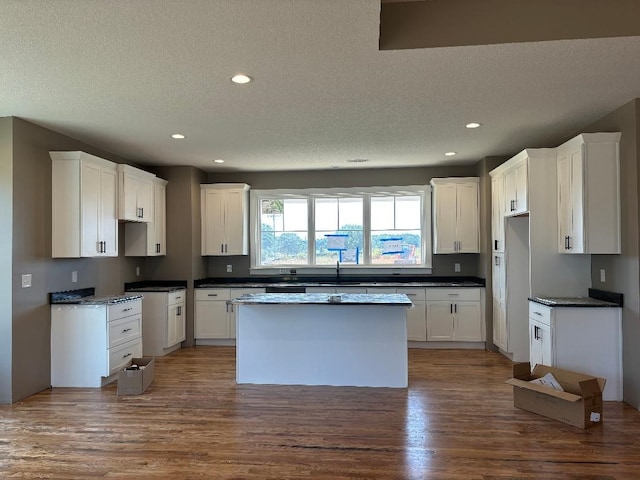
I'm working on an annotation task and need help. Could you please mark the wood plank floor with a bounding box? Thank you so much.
[2,347,640,479]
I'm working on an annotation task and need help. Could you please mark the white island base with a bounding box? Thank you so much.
[236,302,409,388]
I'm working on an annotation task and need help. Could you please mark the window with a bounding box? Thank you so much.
[251,185,431,271]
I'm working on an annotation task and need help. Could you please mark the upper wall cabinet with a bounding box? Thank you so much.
[201,184,250,256]
[117,164,154,222]
[125,177,168,256]
[556,132,621,254]
[51,151,118,258]
[503,155,528,216]
[430,177,479,254]
[491,174,505,252]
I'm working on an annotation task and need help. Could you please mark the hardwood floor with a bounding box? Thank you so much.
[2,347,640,479]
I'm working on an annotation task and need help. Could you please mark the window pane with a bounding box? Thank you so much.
[260,197,308,265]
[370,230,422,265]
[315,229,363,265]
[315,198,338,231]
[395,196,421,229]
[371,196,394,230]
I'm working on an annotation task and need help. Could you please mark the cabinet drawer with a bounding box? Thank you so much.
[108,337,142,376]
[169,290,186,305]
[195,289,230,301]
[109,300,142,321]
[396,288,426,301]
[109,314,142,348]
[528,302,551,326]
[425,288,481,302]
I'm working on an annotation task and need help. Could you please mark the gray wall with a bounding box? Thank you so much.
[0,118,13,403]
[579,99,640,408]
[206,165,482,278]
[5,118,144,402]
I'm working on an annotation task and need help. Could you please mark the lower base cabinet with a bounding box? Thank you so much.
[195,288,265,339]
[528,301,622,401]
[426,288,483,341]
[139,289,186,356]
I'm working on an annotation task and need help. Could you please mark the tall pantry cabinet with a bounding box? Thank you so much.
[490,148,590,362]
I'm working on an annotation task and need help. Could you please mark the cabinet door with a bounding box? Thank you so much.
[137,176,154,222]
[151,180,167,255]
[80,161,101,256]
[557,150,572,251]
[491,253,505,302]
[224,189,247,255]
[121,172,141,221]
[453,302,482,341]
[491,174,505,252]
[493,298,507,351]
[432,183,458,254]
[426,302,454,341]
[194,300,229,338]
[513,160,528,214]
[100,167,118,256]
[529,319,551,368]
[202,189,226,255]
[406,300,426,341]
[167,301,186,347]
[456,183,479,253]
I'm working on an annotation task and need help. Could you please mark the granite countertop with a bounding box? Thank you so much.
[529,289,623,308]
[50,287,143,305]
[197,280,484,289]
[126,286,186,293]
[229,293,414,306]
[529,297,620,308]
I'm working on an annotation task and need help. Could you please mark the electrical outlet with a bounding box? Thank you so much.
[227,264,233,273]
[21,274,32,288]
[71,271,78,283]
[136,266,140,277]
[600,269,606,282]
[454,263,461,273]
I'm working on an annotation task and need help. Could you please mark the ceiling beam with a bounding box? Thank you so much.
[380,0,640,50]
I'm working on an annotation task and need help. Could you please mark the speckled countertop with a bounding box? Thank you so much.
[529,289,623,308]
[229,293,413,306]
[126,286,186,293]
[50,288,143,305]
[197,280,484,289]
[528,297,620,308]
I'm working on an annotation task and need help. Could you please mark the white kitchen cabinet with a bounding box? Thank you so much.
[425,288,482,342]
[528,301,622,401]
[491,173,505,252]
[367,287,427,341]
[430,177,480,254]
[50,151,118,258]
[195,288,265,340]
[201,184,250,256]
[556,132,621,254]
[51,299,142,387]
[138,289,186,356]
[503,156,528,216]
[125,177,168,256]
[118,164,154,222]
[492,297,507,351]
[195,289,231,338]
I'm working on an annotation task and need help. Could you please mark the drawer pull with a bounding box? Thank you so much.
[533,311,543,316]
[175,296,182,300]
[122,307,133,312]
[122,328,132,333]
[447,293,459,296]
[207,294,218,297]
[123,353,132,359]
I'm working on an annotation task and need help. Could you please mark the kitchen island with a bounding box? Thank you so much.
[230,293,413,388]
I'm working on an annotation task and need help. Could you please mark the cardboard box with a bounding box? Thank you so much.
[117,357,155,395]
[506,363,605,429]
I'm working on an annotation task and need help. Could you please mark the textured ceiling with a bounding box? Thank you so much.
[2,1,640,172]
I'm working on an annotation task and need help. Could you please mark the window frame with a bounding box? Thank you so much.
[250,185,432,274]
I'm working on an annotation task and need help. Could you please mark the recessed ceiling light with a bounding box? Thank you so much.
[213,159,225,164]
[465,122,481,129]
[231,74,253,84]
[445,152,457,157]
[171,134,185,139]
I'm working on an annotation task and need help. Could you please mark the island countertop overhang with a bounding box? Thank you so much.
[229,292,413,306]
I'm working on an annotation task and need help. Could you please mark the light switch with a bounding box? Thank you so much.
[454,263,461,273]
[136,267,140,277]
[21,274,32,288]
[227,264,233,273]
[600,269,606,282]
[71,271,78,283]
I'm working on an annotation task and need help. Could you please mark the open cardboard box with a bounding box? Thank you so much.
[506,363,605,429]
[117,357,155,395]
